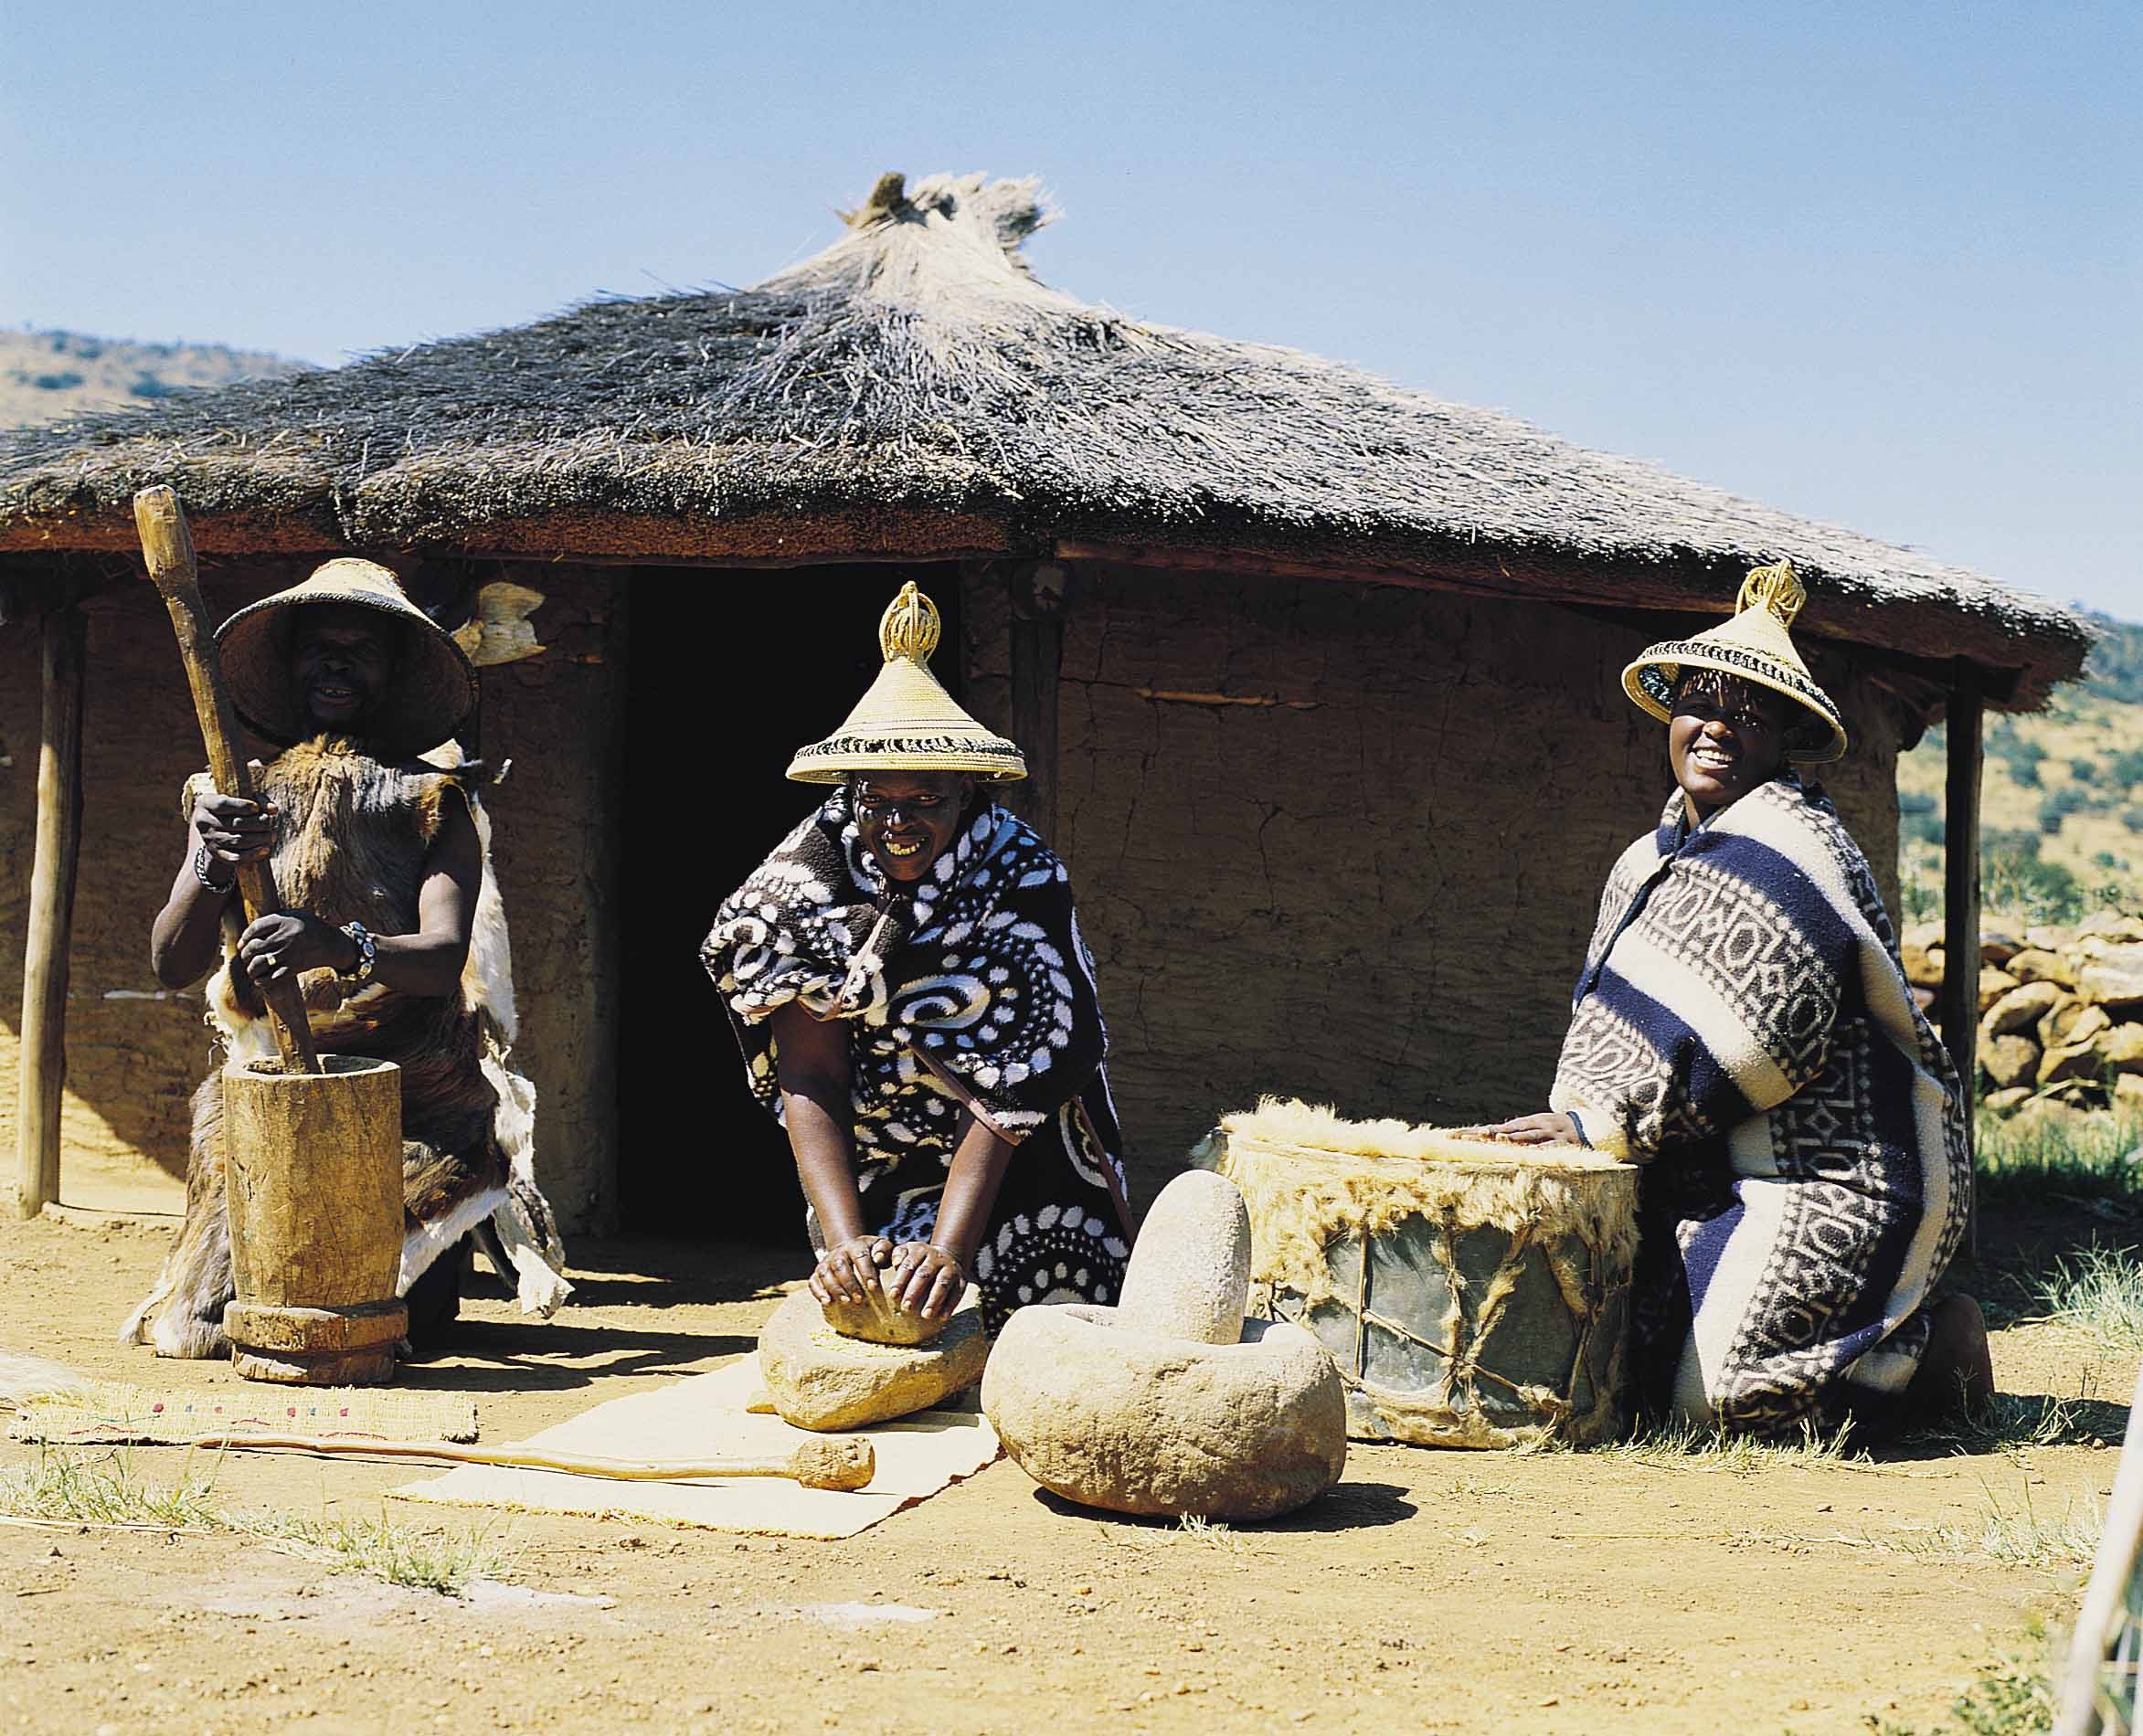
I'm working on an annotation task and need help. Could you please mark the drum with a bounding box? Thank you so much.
[1214,1097,1637,1448]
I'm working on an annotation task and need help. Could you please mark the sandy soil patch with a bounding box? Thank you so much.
[0,1212,2124,1734]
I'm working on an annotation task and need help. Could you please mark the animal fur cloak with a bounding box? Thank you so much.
[123,736,572,1358]
[701,789,1133,1334]
[1550,771,1969,1434]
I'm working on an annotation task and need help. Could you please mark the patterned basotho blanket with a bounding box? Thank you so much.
[702,791,1131,1332]
[1551,772,1968,1433]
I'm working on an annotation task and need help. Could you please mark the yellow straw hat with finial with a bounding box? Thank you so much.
[787,583,1028,783]
[1620,560,1849,762]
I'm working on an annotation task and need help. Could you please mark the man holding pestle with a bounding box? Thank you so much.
[128,559,568,1359]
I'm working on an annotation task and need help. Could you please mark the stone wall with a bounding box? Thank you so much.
[965,562,1905,1203]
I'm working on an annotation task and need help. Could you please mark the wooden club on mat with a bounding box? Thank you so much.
[80,1430,879,1492]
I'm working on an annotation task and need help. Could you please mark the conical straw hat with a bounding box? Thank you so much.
[217,558,479,758]
[787,584,1027,784]
[1620,561,1849,763]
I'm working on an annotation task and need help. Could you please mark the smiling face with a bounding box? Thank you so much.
[1669,669,1788,820]
[291,604,399,735]
[852,770,974,884]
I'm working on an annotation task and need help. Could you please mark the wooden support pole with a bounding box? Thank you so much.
[13,597,87,1219]
[1008,562,1066,843]
[1938,665,1983,1258]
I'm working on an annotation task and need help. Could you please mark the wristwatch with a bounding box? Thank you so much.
[337,920,377,985]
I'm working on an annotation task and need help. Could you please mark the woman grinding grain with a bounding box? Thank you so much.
[701,584,1134,1336]
[1483,561,1990,1437]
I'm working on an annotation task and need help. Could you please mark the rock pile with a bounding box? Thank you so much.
[1902,910,2143,1114]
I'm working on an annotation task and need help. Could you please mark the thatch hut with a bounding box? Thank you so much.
[0,172,2091,1232]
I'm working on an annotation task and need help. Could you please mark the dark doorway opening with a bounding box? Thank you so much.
[618,563,968,1239]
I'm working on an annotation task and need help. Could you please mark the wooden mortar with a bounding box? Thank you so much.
[222,1054,408,1385]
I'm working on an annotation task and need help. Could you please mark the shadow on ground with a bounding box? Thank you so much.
[1030,1479,1417,1533]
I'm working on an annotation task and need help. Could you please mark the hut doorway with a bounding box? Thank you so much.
[617,564,969,1238]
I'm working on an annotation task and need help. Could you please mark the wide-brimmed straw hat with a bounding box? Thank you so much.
[217,558,479,758]
[787,583,1027,784]
[1621,561,1849,763]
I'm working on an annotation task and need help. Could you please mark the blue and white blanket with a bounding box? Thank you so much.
[1551,772,1969,1434]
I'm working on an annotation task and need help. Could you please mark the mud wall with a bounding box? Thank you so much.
[0,558,626,1233]
[964,563,1904,1204]
[0,550,1907,1233]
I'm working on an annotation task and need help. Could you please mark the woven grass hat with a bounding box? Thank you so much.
[217,558,479,758]
[1621,560,1849,763]
[787,583,1026,784]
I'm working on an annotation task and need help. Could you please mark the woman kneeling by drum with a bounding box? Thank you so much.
[700,585,1134,1337]
[1485,562,1991,1438]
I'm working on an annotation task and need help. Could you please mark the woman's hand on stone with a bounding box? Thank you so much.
[192,794,277,868]
[888,1243,966,1320]
[237,911,353,985]
[810,1234,891,1307]
[1472,1111,1584,1147]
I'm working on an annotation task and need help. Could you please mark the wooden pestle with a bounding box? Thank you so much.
[133,485,320,1074]
[122,1430,876,1491]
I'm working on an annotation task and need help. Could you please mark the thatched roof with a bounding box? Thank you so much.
[0,170,2088,702]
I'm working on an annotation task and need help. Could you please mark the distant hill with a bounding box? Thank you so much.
[1898,609,2143,922]
[0,328,308,427]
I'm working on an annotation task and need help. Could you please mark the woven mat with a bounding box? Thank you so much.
[10,1381,479,1445]
[390,1357,998,1540]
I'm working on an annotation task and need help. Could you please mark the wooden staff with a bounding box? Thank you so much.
[92,1430,877,1492]
[132,487,320,1074]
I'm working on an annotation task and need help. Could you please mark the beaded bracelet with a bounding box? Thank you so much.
[337,920,377,985]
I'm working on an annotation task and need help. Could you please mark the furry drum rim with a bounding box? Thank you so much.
[1214,1098,1639,1449]
[221,1054,408,1386]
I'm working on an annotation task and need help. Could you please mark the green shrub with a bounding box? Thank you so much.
[2038,787,2093,833]
[1982,831,2084,922]
[2083,610,2143,705]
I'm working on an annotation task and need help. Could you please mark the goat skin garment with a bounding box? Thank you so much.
[1551,772,1969,1434]
[703,793,1131,1333]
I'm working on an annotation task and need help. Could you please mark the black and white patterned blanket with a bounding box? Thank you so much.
[1552,772,1970,1433]
[701,790,1131,1328]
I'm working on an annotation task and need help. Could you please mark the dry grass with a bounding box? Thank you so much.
[2038,1244,2143,1349]
[0,1445,223,1530]
[1551,1414,1865,1472]
[1891,1483,2103,1570]
[0,1444,507,1594]
[1904,1389,2118,1455]
[1171,1513,1248,1553]
[249,1507,512,1596]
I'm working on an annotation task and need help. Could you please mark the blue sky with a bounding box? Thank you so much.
[4,1,2136,618]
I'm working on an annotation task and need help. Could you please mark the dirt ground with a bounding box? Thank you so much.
[0,1204,2127,1736]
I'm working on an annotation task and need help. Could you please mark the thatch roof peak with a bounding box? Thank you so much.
[780,170,1062,303]
[0,170,2090,703]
